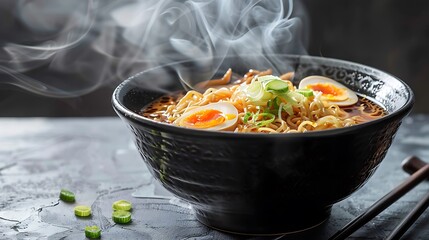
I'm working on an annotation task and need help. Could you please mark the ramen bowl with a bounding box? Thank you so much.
[112,55,413,235]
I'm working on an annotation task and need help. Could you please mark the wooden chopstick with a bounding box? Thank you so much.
[385,191,429,240]
[384,156,429,240]
[329,156,429,240]
[402,155,427,176]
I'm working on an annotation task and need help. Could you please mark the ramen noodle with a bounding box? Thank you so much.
[141,69,385,133]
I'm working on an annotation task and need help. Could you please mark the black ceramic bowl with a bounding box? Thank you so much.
[112,55,414,235]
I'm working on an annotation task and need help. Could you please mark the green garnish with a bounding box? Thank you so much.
[244,75,293,104]
[282,103,293,115]
[85,225,101,239]
[112,200,132,211]
[59,189,75,203]
[296,89,314,97]
[246,81,272,103]
[265,79,289,93]
[257,75,279,82]
[74,205,92,217]
[254,113,275,127]
[266,97,281,114]
[242,75,309,124]
[243,112,252,124]
[279,92,297,105]
[246,80,262,99]
[112,210,132,224]
[242,112,275,127]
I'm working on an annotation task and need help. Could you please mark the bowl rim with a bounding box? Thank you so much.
[112,54,414,139]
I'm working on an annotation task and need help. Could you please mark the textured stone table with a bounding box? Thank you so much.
[1,115,429,240]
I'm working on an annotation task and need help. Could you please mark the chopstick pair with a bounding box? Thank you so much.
[329,156,429,240]
[385,157,429,240]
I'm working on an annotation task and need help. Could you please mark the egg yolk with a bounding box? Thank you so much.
[307,83,348,101]
[182,109,226,128]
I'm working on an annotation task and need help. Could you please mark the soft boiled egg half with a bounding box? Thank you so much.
[298,75,358,106]
[175,102,238,131]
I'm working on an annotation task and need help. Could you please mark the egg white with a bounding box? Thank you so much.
[298,75,358,106]
[175,102,238,131]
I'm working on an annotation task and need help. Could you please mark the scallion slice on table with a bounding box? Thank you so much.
[112,200,132,211]
[59,189,75,203]
[112,210,132,224]
[74,205,92,217]
[85,225,101,239]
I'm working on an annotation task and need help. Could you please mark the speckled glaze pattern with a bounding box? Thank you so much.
[112,55,414,235]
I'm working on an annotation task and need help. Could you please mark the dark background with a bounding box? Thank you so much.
[1,0,428,116]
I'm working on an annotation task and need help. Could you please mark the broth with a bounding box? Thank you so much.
[141,93,385,128]
[139,70,386,133]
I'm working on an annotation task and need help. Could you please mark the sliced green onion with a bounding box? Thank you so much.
[296,89,314,97]
[265,80,289,93]
[85,225,101,239]
[263,107,273,114]
[267,97,281,114]
[112,210,132,224]
[278,102,284,118]
[283,103,294,115]
[113,200,132,211]
[288,91,306,102]
[260,92,273,102]
[251,113,259,124]
[257,75,279,82]
[74,205,91,217]
[245,81,272,103]
[280,92,297,105]
[255,113,275,127]
[59,189,75,203]
[257,75,285,84]
[243,112,252,124]
[267,99,274,109]
[273,97,281,109]
[246,81,263,100]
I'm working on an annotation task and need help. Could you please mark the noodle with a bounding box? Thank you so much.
[141,69,385,133]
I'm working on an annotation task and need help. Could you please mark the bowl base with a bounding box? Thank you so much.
[194,206,331,236]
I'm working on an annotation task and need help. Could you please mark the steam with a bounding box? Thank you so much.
[0,0,308,97]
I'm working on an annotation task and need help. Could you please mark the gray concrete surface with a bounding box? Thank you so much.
[1,116,429,239]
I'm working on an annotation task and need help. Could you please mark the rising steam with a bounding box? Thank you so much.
[0,0,308,97]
